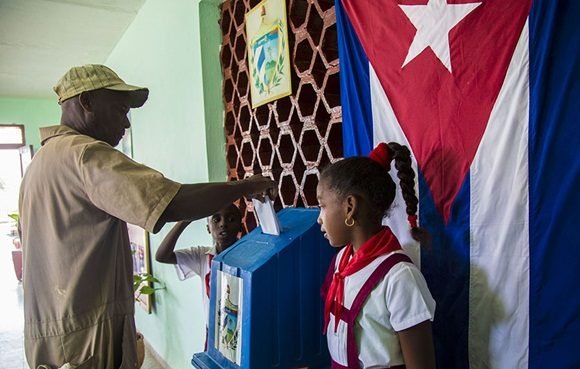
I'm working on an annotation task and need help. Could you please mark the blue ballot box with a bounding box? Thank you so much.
[191,208,335,369]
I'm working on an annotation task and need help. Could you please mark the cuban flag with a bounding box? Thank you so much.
[336,0,580,368]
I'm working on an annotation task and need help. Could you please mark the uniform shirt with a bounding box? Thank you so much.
[19,125,180,367]
[174,246,216,325]
[327,250,436,369]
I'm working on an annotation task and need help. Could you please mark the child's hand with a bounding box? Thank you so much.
[243,174,278,202]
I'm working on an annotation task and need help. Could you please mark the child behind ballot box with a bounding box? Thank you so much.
[156,203,242,349]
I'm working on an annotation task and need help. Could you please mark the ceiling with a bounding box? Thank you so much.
[0,0,146,99]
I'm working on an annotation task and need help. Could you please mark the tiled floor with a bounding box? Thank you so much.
[0,227,166,369]
[141,343,168,369]
[0,229,26,369]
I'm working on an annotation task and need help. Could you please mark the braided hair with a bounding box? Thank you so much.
[319,142,429,244]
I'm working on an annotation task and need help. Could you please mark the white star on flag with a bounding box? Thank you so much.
[399,0,481,72]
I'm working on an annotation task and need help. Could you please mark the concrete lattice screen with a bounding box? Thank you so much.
[221,0,343,233]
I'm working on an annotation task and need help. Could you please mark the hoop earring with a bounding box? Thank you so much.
[344,218,355,227]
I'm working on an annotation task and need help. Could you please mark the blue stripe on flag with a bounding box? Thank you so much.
[336,0,373,158]
[420,173,471,369]
[528,1,580,368]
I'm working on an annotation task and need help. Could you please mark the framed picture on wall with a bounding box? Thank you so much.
[246,0,292,108]
[128,223,153,313]
[116,117,154,312]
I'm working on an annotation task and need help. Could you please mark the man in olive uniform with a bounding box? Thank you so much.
[19,64,276,369]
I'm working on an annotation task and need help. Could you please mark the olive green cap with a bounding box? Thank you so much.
[53,64,149,107]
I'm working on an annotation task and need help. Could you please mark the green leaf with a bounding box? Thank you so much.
[138,286,156,295]
[144,275,161,283]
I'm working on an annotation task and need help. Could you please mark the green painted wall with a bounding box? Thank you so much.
[200,0,228,182]
[0,97,60,151]
[106,1,225,368]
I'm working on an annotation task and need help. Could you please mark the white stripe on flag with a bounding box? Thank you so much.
[369,64,421,266]
[469,20,530,369]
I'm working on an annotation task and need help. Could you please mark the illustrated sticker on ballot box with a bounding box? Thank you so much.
[215,271,243,364]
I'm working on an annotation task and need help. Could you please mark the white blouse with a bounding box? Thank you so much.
[326,250,436,368]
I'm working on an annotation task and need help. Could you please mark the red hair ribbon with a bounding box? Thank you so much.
[369,142,391,170]
[408,214,418,228]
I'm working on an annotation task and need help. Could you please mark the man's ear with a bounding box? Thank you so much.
[78,91,92,112]
[206,224,211,234]
[344,194,358,220]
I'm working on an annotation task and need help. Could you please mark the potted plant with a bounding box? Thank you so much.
[132,272,163,367]
[7,212,22,282]
[133,272,162,300]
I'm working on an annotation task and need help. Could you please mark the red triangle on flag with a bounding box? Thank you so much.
[342,0,531,222]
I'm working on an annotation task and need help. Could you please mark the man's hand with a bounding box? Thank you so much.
[157,175,279,230]
[243,174,278,202]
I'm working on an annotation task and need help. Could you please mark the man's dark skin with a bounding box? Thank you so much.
[62,88,276,232]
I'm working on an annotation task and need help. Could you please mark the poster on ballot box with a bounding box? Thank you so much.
[215,271,243,364]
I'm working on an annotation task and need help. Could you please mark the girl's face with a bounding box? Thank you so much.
[316,179,351,247]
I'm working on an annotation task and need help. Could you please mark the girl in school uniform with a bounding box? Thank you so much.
[317,142,436,369]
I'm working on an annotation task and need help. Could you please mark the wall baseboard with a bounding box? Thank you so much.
[143,337,172,369]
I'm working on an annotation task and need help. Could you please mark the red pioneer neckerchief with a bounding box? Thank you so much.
[205,254,214,298]
[324,226,402,332]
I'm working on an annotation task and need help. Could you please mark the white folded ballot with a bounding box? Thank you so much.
[251,196,281,236]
